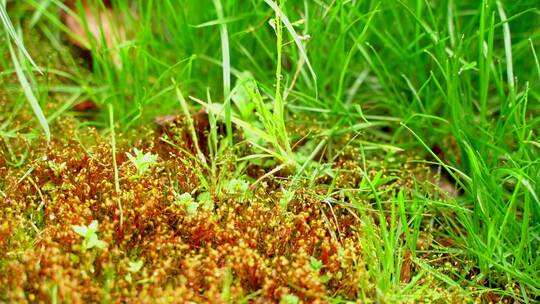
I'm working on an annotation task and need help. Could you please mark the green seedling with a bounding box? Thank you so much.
[279,294,300,304]
[47,160,67,177]
[224,178,249,196]
[197,192,214,211]
[174,192,199,215]
[279,188,295,211]
[173,191,214,216]
[125,260,144,283]
[309,256,332,283]
[127,260,144,273]
[72,220,106,250]
[309,256,323,272]
[125,148,158,179]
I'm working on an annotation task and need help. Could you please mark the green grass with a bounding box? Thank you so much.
[1,0,539,301]
[1,0,50,143]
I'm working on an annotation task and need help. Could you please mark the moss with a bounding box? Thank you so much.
[0,114,481,303]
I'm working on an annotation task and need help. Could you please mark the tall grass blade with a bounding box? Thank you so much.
[212,0,232,144]
[0,1,42,73]
[8,41,51,144]
[263,0,317,85]
[108,103,123,226]
[530,38,540,79]
[174,81,208,166]
[496,1,516,105]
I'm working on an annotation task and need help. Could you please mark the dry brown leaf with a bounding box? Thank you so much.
[73,99,99,111]
[400,249,413,283]
[62,1,130,65]
[436,236,457,248]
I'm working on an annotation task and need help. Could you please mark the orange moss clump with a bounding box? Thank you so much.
[0,117,464,303]
[0,119,360,303]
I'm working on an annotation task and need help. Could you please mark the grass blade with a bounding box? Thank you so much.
[496,1,516,105]
[263,0,317,85]
[0,1,42,73]
[8,41,50,144]
[174,81,208,166]
[212,0,232,145]
[530,38,540,79]
[108,103,123,226]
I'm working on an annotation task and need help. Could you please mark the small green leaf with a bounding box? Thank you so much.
[71,220,106,250]
[72,225,88,237]
[174,192,200,215]
[197,192,214,210]
[225,178,249,195]
[48,161,67,176]
[88,220,99,232]
[127,260,144,273]
[310,256,323,272]
[279,294,300,304]
[186,201,200,216]
[176,192,193,205]
[320,274,331,283]
[125,148,158,178]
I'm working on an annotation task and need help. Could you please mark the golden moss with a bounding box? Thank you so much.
[0,117,486,303]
